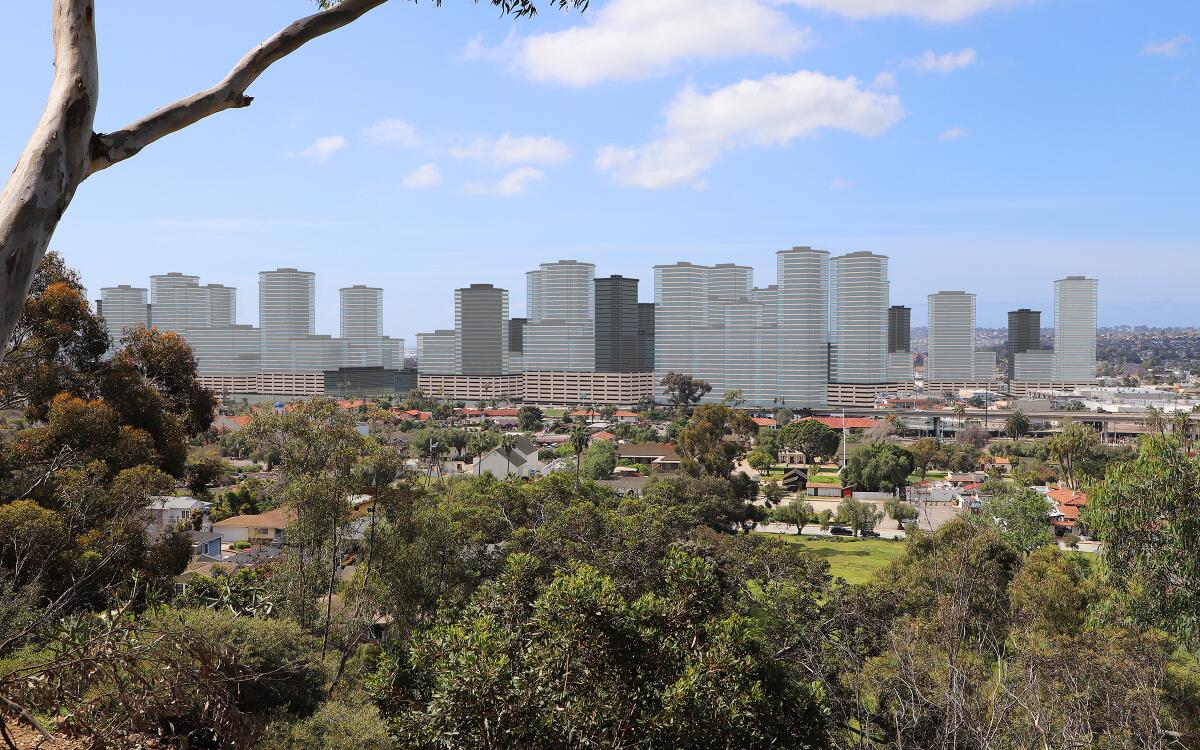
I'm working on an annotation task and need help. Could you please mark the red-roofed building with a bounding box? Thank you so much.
[1047,485,1087,529]
[751,417,778,429]
[591,431,616,442]
[801,416,881,430]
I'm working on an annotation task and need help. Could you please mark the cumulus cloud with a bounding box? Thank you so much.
[290,135,346,163]
[870,71,898,90]
[905,48,977,73]
[939,126,969,141]
[1142,35,1190,58]
[778,0,1038,23]
[402,163,442,189]
[516,0,813,87]
[463,166,546,196]
[450,133,572,166]
[595,70,904,189]
[363,118,422,147]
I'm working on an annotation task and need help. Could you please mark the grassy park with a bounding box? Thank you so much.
[755,533,908,584]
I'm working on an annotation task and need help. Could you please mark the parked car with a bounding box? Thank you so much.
[830,526,854,536]
[861,530,881,538]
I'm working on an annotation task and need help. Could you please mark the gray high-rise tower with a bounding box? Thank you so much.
[259,268,316,372]
[340,285,384,367]
[888,306,911,353]
[776,247,830,407]
[523,260,595,371]
[926,291,977,382]
[594,275,641,372]
[455,283,509,375]
[1007,308,1041,378]
[830,251,889,384]
[1052,276,1098,381]
[98,284,150,345]
[150,273,211,333]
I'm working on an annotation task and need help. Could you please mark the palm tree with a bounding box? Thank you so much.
[498,434,518,478]
[1144,405,1167,437]
[1171,409,1192,449]
[1004,409,1030,439]
[953,401,968,422]
[570,424,591,493]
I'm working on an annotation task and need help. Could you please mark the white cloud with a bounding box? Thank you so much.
[1142,35,1190,58]
[830,177,853,190]
[595,70,904,189]
[458,30,520,63]
[450,133,572,166]
[905,48,977,73]
[516,0,814,87]
[363,119,421,147]
[870,71,898,90]
[778,0,1037,23]
[463,166,546,196]
[939,126,969,141]
[402,163,442,189]
[290,135,346,163]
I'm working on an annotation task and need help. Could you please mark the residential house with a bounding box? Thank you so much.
[475,434,546,478]
[212,507,295,544]
[146,496,210,534]
[188,530,223,561]
[1046,485,1088,534]
[616,443,682,472]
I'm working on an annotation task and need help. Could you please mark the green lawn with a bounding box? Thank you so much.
[753,533,907,584]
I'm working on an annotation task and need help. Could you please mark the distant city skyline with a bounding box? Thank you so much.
[3,3,1195,338]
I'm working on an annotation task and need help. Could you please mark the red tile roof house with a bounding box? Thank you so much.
[1047,486,1088,533]
[751,417,777,429]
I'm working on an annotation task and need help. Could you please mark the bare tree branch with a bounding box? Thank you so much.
[88,0,391,175]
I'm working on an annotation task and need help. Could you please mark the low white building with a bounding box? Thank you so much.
[146,496,210,534]
[475,434,547,478]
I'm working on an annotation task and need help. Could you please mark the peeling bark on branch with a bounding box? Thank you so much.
[0,0,98,366]
[88,0,389,175]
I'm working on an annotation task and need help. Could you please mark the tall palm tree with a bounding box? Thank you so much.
[1144,405,1167,437]
[953,401,968,421]
[1172,408,1193,450]
[498,434,518,478]
[570,424,591,493]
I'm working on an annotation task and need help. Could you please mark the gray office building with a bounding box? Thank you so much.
[508,317,526,374]
[637,302,655,373]
[523,260,595,371]
[454,283,509,375]
[595,275,643,373]
[416,330,458,375]
[830,251,889,384]
[98,284,150,346]
[926,291,977,381]
[888,306,911,353]
[1053,276,1098,381]
[206,284,237,327]
[1007,308,1041,378]
[776,247,830,408]
[340,285,384,367]
[259,268,316,372]
[150,273,212,333]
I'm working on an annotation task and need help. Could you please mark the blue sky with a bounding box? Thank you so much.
[2,1,1197,341]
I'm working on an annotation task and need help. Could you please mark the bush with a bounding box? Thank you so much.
[162,609,328,717]
[263,700,395,750]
